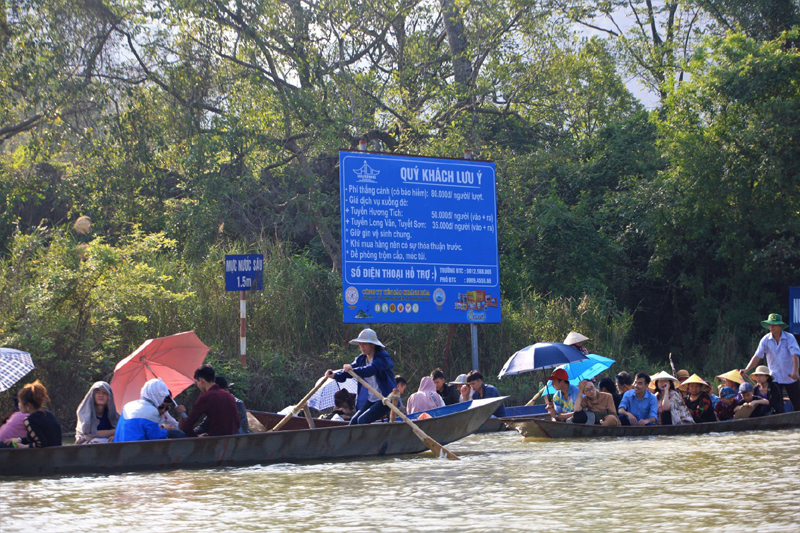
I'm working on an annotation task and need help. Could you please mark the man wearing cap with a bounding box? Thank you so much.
[544,368,578,422]
[430,368,461,406]
[326,328,397,425]
[741,313,800,411]
[617,372,658,426]
[459,370,506,417]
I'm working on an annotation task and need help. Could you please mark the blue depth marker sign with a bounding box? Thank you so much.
[225,254,264,291]
[340,151,501,324]
[790,286,800,335]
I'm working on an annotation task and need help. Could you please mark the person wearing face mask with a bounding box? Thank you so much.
[115,378,174,442]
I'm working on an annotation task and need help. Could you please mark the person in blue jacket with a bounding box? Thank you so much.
[115,378,173,442]
[326,329,397,425]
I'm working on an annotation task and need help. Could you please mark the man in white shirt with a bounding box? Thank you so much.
[742,313,800,411]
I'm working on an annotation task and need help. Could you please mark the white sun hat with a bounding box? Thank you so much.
[563,331,589,345]
[349,328,385,347]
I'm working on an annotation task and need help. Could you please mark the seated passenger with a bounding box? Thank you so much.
[0,397,29,442]
[572,380,619,426]
[544,368,578,422]
[715,370,743,400]
[616,371,634,396]
[394,375,407,414]
[460,371,506,417]
[651,371,694,425]
[431,368,461,406]
[715,386,738,421]
[679,374,717,423]
[75,381,119,444]
[618,372,658,426]
[407,376,446,414]
[324,389,356,421]
[115,378,173,442]
[176,364,240,436]
[597,377,621,410]
[2,380,62,448]
[751,365,784,415]
[203,376,250,434]
[735,382,770,418]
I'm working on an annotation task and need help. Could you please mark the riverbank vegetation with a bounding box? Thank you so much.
[2,1,799,427]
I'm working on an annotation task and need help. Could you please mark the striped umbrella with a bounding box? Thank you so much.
[0,348,35,393]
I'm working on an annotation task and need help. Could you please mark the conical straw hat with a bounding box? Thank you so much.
[563,331,589,345]
[716,369,743,384]
[678,373,711,392]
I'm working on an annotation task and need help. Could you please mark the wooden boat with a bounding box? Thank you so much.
[478,404,548,433]
[506,410,800,439]
[249,401,545,434]
[0,397,505,478]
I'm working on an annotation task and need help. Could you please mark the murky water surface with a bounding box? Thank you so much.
[2,429,800,532]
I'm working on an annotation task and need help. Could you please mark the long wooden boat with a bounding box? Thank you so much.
[478,405,548,433]
[506,410,800,439]
[248,401,546,434]
[0,397,505,478]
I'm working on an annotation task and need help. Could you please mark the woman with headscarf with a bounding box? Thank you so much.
[75,381,119,444]
[407,376,446,414]
[114,378,172,442]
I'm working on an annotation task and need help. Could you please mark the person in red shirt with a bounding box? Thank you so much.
[176,365,239,437]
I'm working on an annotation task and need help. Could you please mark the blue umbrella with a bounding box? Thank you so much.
[543,353,616,394]
[498,342,589,379]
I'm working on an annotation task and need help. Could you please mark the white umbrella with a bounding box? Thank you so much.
[0,348,35,393]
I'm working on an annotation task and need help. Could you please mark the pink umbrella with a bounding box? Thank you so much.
[110,331,210,414]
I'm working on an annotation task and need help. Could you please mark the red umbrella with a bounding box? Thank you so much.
[110,331,210,414]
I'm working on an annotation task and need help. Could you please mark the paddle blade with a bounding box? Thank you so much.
[424,437,460,460]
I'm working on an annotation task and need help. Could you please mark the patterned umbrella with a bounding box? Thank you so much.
[0,348,35,393]
[307,377,358,411]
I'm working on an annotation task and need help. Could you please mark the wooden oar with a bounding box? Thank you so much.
[525,385,546,406]
[269,375,329,432]
[346,369,460,460]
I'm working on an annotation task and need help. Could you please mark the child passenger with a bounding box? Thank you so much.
[735,382,769,419]
[714,386,738,421]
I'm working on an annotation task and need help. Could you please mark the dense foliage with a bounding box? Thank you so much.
[1,0,799,429]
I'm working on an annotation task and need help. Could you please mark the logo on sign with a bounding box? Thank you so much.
[433,288,446,306]
[353,161,380,183]
[345,286,359,305]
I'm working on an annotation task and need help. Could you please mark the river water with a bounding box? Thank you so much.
[2,428,799,532]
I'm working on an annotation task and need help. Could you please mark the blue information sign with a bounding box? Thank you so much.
[340,151,500,324]
[790,286,800,335]
[225,254,264,291]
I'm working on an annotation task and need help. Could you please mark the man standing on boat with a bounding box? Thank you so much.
[741,313,800,411]
[176,365,240,436]
[430,368,461,405]
[544,368,578,422]
[326,329,397,425]
[617,372,658,426]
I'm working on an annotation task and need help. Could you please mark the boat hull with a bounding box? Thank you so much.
[249,410,346,431]
[507,411,800,439]
[0,397,503,478]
